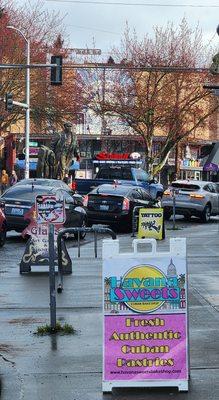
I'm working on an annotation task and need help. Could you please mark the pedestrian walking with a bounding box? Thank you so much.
[0,170,9,194]
[9,170,18,186]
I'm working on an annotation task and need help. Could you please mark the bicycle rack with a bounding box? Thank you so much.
[57,226,117,293]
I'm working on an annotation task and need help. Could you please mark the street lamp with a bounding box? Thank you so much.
[7,26,30,179]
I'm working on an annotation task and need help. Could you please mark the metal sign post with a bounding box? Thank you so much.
[48,223,56,330]
[36,194,65,330]
[172,191,176,229]
[172,188,179,229]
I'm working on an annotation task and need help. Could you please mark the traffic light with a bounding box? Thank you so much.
[5,93,13,111]
[50,55,63,85]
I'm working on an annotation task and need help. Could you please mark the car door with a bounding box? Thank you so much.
[131,188,149,208]
[209,183,219,213]
[205,184,219,214]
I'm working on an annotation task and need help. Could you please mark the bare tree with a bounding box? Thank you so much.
[83,19,218,174]
[0,1,83,135]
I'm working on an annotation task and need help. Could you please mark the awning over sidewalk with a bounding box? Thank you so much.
[16,160,37,170]
[203,142,219,172]
[16,160,80,171]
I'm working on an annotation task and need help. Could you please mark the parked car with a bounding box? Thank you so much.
[15,178,73,192]
[74,165,164,200]
[0,208,7,247]
[162,180,219,222]
[0,183,87,238]
[83,183,155,231]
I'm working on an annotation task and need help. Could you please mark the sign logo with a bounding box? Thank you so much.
[36,195,66,224]
[110,264,180,313]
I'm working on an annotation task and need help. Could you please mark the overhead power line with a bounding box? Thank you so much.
[0,63,209,72]
[46,0,219,7]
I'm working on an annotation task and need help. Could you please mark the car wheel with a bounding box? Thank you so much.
[74,218,87,240]
[0,225,6,247]
[200,204,211,223]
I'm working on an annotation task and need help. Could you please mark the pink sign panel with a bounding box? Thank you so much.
[104,313,188,381]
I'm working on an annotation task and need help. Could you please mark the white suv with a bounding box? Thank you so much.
[162,180,219,222]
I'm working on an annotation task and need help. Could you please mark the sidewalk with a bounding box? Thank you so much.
[0,220,219,399]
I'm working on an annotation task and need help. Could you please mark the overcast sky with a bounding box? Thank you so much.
[14,0,218,58]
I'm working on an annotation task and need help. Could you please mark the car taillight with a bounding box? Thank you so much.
[83,195,89,207]
[190,193,205,199]
[163,190,171,196]
[70,181,77,191]
[122,197,130,211]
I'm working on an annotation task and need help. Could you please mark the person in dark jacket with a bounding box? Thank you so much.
[9,170,18,186]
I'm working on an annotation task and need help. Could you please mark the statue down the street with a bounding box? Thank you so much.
[210,26,219,75]
[36,122,80,180]
[210,53,219,75]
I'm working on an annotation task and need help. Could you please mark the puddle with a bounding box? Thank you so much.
[8,317,47,325]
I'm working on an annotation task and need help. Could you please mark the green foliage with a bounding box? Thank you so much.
[35,322,75,336]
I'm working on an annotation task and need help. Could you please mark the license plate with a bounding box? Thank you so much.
[100,204,109,211]
[11,207,24,216]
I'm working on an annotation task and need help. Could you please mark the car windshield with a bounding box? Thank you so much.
[133,169,150,182]
[96,167,133,180]
[1,186,54,201]
[171,182,201,191]
[94,185,131,196]
[17,179,66,188]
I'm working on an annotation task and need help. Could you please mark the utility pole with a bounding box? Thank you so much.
[7,26,30,179]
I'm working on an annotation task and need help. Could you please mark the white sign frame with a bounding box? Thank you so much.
[102,238,189,393]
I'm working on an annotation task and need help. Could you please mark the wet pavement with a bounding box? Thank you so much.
[0,217,219,399]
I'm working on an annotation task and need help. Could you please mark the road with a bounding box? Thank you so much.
[0,217,218,399]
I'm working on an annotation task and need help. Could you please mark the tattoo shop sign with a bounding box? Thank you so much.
[102,238,189,392]
[138,208,164,240]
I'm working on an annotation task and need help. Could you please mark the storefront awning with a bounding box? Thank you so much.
[16,160,80,171]
[16,160,37,170]
[203,142,219,172]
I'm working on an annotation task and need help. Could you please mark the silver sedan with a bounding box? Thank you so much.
[162,180,219,222]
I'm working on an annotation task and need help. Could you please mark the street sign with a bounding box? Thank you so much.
[102,238,189,392]
[29,141,38,147]
[36,194,66,224]
[70,48,101,55]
